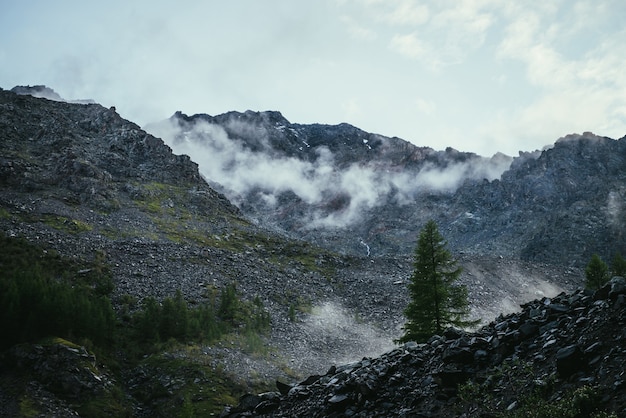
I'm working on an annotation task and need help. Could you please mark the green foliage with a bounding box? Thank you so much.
[611,252,626,277]
[41,214,92,234]
[132,283,270,348]
[0,233,272,416]
[0,234,117,349]
[19,395,39,418]
[458,359,617,418]
[288,304,297,322]
[505,385,616,418]
[218,282,240,324]
[131,355,247,417]
[180,393,195,418]
[585,253,610,290]
[397,220,477,344]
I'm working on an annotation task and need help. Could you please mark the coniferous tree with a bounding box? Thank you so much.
[397,220,476,344]
[585,253,610,290]
[218,282,239,324]
[137,296,161,343]
[611,252,626,277]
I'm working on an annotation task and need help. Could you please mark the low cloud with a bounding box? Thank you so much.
[304,301,396,364]
[148,117,512,228]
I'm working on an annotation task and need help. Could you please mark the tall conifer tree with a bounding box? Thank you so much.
[397,220,476,343]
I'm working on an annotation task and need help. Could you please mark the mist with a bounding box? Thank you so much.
[148,117,513,228]
[303,302,396,365]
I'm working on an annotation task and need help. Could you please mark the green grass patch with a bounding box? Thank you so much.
[132,354,246,416]
[19,395,39,418]
[0,207,11,219]
[41,214,92,233]
[6,210,93,234]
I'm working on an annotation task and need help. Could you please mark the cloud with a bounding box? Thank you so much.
[415,97,436,115]
[482,2,626,152]
[304,301,396,364]
[389,32,429,61]
[341,15,377,40]
[381,0,494,68]
[148,116,512,229]
[606,190,625,229]
[382,0,430,26]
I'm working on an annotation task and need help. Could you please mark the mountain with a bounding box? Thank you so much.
[0,87,363,415]
[149,110,626,267]
[1,85,624,416]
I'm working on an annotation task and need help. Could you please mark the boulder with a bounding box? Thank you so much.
[555,345,584,378]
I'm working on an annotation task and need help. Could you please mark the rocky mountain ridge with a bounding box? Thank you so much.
[151,110,626,267]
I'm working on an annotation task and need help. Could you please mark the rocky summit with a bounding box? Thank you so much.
[152,110,626,267]
[1,85,625,416]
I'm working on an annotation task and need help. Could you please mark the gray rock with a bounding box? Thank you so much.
[556,345,584,378]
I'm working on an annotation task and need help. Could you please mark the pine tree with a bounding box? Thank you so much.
[397,220,476,344]
[611,252,626,277]
[585,253,609,290]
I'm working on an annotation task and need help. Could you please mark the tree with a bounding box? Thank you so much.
[397,220,476,344]
[611,252,626,277]
[585,253,609,290]
[218,282,239,324]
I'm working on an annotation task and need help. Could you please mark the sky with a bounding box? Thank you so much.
[2,0,626,156]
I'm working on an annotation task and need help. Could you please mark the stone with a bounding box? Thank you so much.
[287,385,311,399]
[442,347,474,364]
[327,394,352,411]
[556,345,584,378]
[276,380,292,396]
[519,322,539,338]
[299,374,322,386]
[237,393,261,411]
[609,277,626,300]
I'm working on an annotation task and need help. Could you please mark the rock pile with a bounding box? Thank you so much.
[0,340,116,417]
[223,277,626,417]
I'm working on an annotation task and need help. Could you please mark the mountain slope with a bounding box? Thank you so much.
[225,279,626,417]
[0,87,386,415]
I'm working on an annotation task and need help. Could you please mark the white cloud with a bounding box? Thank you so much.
[389,32,428,61]
[383,0,430,26]
[148,116,512,229]
[485,1,626,151]
[341,15,377,40]
[415,97,436,115]
[383,1,496,69]
[341,98,363,120]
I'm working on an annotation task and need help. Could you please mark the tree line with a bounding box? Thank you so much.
[0,234,270,353]
[132,284,270,347]
[0,235,116,349]
[584,252,626,290]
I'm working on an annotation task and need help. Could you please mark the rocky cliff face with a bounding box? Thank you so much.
[448,133,626,266]
[150,111,626,267]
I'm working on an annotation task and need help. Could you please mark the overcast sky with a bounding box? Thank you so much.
[2,1,625,156]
